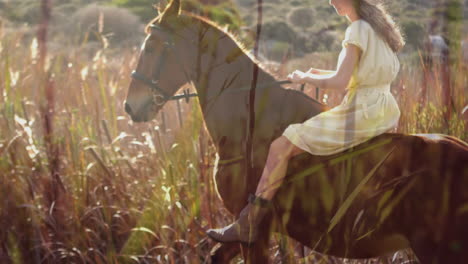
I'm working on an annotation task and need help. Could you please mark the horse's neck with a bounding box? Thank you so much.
[193,33,271,105]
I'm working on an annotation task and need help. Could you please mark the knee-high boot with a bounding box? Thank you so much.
[206,193,272,244]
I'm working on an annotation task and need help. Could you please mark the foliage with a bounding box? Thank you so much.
[287,7,315,29]
[65,4,143,46]
[111,0,164,23]
[111,0,244,33]
[0,0,109,24]
[442,0,464,64]
[260,19,298,43]
[401,20,427,50]
[0,0,41,24]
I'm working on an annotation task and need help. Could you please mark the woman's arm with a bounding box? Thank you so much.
[307,68,336,75]
[303,45,362,90]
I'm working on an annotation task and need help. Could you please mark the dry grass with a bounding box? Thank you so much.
[0,19,466,264]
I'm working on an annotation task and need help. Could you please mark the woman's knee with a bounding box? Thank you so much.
[270,136,304,159]
[270,136,296,158]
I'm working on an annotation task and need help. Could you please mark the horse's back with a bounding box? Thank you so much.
[271,132,468,261]
[393,133,468,263]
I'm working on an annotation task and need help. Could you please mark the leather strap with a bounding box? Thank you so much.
[248,193,272,208]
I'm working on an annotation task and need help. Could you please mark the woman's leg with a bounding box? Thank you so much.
[255,135,306,200]
[206,136,306,243]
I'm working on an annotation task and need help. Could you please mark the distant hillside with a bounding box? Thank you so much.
[1,0,466,59]
[231,0,467,60]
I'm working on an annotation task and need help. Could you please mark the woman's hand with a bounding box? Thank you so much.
[306,67,321,74]
[287,70,307,84]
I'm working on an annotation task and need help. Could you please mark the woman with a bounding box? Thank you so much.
[207,0,406,244]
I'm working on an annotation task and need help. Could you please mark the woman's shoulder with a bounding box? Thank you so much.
[347,19,372,33]
[342,20,374,48]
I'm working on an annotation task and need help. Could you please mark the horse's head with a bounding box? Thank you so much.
[124,0,192,122]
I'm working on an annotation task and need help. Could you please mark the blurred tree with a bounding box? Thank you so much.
[1,0,41,24]
[111,0,243,33]
[111,0,162,23]
[443,0,463,59]
[401,21,426,51]
[287,7,315,30]
[441,0,463,121]
[66,4,143,46]
[0,0,109,24]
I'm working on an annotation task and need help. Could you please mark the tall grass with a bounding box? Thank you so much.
[0,21,466,263]
[0,22,222,263]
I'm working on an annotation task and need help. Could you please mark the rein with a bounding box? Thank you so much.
[130,24,305,104]
[130,23,306,167]
[132,71,298,103]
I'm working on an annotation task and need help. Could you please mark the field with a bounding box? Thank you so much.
[1,1,467,263]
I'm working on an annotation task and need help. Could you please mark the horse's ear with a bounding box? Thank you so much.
[160,0,181,22]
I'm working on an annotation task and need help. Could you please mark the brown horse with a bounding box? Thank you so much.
[123,0,468,263]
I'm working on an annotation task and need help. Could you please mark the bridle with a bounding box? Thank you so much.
[130,24,306,107]
[130,24,198,105]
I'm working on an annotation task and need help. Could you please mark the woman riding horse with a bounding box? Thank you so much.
[207,0,405,244]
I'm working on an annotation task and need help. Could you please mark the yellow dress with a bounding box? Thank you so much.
[282,19,401,155]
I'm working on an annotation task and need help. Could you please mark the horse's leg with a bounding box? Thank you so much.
[411,145,468,264]
[210,242,241,264]
[238,210,275,264]
[240,229,272,264]
[406,228,439,263]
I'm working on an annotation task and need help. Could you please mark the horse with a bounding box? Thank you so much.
[123,0,468,263]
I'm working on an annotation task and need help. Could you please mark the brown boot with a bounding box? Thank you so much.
[206,193,272,244]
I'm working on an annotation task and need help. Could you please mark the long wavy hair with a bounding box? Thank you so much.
[353,0,406,53]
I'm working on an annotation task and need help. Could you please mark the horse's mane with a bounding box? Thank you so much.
[144,9,284,81]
